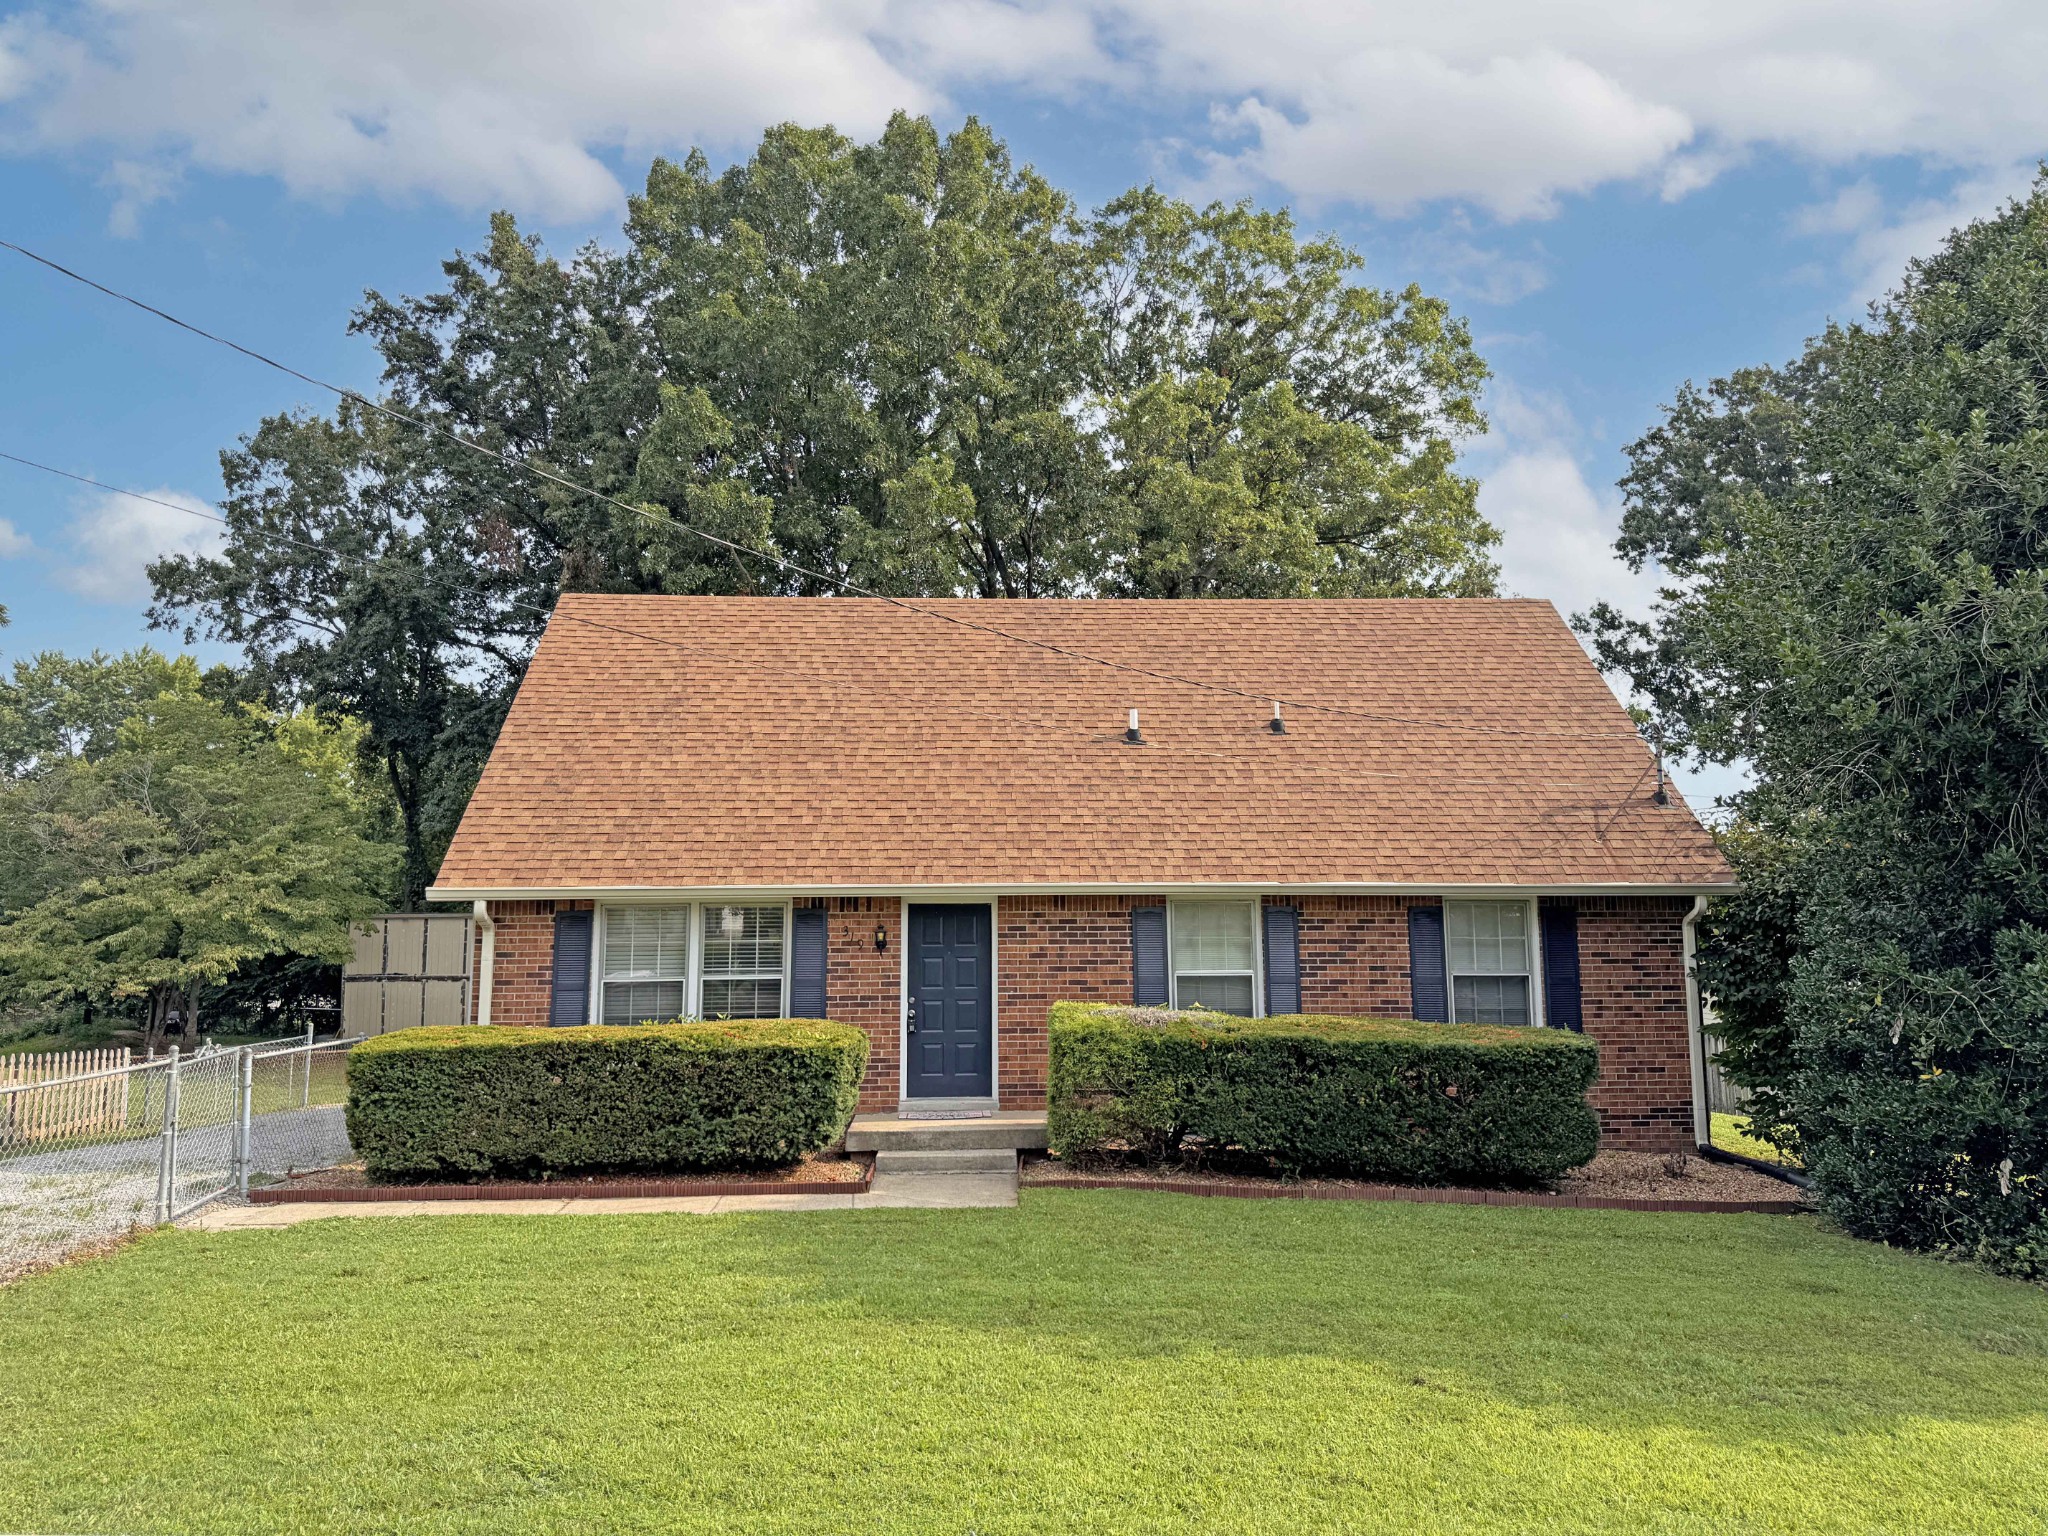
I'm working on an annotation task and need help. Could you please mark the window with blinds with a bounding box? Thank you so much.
[597,903,791,1023]
[600,906,691,1024]
[1169,900,1258,1016]
[1446,900,1535,1026]
[700,904,786,1019]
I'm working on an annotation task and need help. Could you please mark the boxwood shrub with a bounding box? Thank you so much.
[345,1020,868,1180]
[1047,1003,1600,1184]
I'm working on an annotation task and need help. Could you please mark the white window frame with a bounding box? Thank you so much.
[1166,898,1264,1017]
[1442,896,1546,1028]
[593,901,794,1024]
[697,901,794,1020]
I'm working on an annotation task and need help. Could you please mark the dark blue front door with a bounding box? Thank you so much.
[906,904,992,1098]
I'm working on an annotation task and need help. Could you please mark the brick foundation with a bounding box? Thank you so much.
[475,891,1698,1152]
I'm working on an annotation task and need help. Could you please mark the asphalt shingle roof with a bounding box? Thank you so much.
[430,595,1733,893]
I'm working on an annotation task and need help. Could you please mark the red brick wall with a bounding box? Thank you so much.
[1575,896,1695,1153]
[810,897,902,1112]
[476,899,591,1027]
[474,891,1698,1149]
[1284,894,1416,1016]
[996,894,1165,1108]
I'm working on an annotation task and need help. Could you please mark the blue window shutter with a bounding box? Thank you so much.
[1263,904,1301,1017]
[549,909,593,1027]
[790,906,828,1018]
[1131,906,1168,1006]
[1540,900,1584,1031]
[1407,904,1448,1023]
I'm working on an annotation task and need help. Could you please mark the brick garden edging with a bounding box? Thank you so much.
[1020,1171,1808,1215]
[251,1163,873,1204]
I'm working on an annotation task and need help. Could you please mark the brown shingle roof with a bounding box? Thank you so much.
[429,595,1733,893]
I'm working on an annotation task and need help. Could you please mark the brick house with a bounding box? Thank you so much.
[429,595,1733,1153]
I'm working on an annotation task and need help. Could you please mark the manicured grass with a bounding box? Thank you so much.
[2,1195,2045,1534]
[1713,1109,1800,1166]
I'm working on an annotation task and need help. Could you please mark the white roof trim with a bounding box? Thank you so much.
[429,878,1736,903]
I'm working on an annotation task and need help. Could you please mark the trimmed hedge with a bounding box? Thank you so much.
[345,1020,868,1180]
[1047,1003,1600,1183]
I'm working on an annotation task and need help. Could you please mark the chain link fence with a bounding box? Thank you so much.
[0,1036,359,1281]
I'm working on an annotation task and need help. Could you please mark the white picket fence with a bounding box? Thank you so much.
[0,1047,132,1142]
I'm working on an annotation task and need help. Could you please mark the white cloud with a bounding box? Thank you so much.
[100,157,182,238]
[1794,163,2043,305]
[0,516,31,557]
[1465,381,1752,809]
[3,2,2048,227]
[53,488,223,605]
[1210,50,1691,220]
[1408,224,1551,307]
[1470,389,1660,626]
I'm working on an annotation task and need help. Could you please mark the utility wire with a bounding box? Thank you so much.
[0,448,1671,846]
[1,235,1638,742]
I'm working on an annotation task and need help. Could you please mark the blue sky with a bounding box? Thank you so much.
[3,2,2046,806]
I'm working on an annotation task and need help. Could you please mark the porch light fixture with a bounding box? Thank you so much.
[874,922,888,953]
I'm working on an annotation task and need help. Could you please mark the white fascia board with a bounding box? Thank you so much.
[430,878,1739,903]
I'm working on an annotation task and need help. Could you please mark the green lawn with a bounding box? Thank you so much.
[1712,1110,1801,1166]
[2,1194,2044,1535]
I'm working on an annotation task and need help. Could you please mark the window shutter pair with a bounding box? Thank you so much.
[546,905,830,1025]
[1128,904,1301,1015]
[1403,900,1583,1029]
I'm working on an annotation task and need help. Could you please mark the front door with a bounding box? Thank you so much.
[905,904,993,1098]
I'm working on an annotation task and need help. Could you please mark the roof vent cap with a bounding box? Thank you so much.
[1124,708,1144,745]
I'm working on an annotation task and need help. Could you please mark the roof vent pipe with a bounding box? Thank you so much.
[1269,701,1287,734]
[1125,708,1144,745]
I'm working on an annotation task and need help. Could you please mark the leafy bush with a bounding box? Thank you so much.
[345,1020,868,1180]
[1047,1003,1599,1183]
[1589,180,2048,1278]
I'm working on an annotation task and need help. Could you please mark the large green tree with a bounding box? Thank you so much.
[1092,189,1494,597]
[1583,173,2048,1276]
[152,113,1495,902]
[0,659,398,1046]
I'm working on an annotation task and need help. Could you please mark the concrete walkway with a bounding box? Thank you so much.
[184,1167,1016,1230]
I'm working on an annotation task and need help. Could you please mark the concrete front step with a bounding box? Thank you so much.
[873,1147,1019,1175]
[845,1110,1049,1153]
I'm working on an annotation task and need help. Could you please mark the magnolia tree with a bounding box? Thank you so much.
[1583,175,2048,1277]
[0,655,398,1046]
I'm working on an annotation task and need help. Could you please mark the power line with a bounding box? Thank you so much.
[0,235,1637,743]
[0,448,1673,843]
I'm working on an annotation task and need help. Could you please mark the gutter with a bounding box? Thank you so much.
[473,900,496,1028]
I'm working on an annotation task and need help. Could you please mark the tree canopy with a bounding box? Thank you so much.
[1583,171,2048,1277]
[150,113,1496,903]
[0,653,399,1045]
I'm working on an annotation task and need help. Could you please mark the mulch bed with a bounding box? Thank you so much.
[250,1150,871,1204]
[1019,1149,1808,1214]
